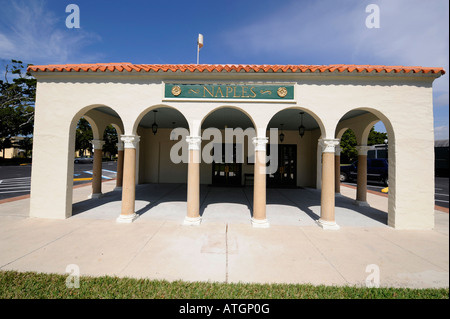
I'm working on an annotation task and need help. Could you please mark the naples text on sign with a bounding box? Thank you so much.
[165,84,294,100]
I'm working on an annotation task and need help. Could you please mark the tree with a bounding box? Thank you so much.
[340,129,358,163]
[0,60,36,157]
[339,126,388,163]
[17,137,33,158]
[102,125,118,160]
[75,118,93,156]
[367,127,388,145]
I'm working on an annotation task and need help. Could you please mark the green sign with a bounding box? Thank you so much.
[165,84,294,100]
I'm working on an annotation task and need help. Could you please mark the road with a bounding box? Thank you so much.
[435,177,449,209]
[0,161,117,201]
[342,177,449,209]
[0,164,448,209]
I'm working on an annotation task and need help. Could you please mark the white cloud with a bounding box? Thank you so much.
[223,0,448,67]
[0,33,15,56]
[434,125,449,140]
[0,0,103,64]
[222,0,449,136]
[434,92,449,108]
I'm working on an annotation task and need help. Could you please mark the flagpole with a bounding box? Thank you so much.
[197,34,203,65]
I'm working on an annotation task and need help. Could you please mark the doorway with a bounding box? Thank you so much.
[267,144,297,187]
[212,143,242,186]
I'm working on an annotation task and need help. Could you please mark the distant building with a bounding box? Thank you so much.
[367,143,388,159]
[0,136,26,159]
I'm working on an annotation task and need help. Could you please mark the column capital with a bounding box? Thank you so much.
[90,139,105,150]
[186,136,202,151]
[335,145,342,156]
[116,141,124,151]
[252,137,268,152]
[121,135,140,149]
[318,139,340,153]
[356,145,372,156]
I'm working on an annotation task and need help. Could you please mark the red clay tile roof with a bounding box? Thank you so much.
[27,63,445,76]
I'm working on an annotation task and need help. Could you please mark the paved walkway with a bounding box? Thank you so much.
[0,181,448,289]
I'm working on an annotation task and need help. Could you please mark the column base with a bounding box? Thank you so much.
[354,200,370,207]
[88,193,103,199]
[251,218,270,228]
[113,187,122,191]
[183,216,202,226]
[116,213,138,223]
[317,218,340,230]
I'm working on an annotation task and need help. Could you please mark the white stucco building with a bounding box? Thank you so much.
[27,63,445,230]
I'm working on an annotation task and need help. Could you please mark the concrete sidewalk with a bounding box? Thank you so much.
[0,181,448,289]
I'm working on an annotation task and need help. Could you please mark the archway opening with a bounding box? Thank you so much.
[69,105,124,218]
[200,106,255,187]
[73,117,94,186]
[335,109,394,226]
[135,106,190,185]
[266,108,324,189]
[336,114,390,188]
[126,106,191,219]
[197,106,256,223]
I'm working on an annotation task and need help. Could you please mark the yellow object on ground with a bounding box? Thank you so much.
[381,187,389,193]
[73,177,93,181]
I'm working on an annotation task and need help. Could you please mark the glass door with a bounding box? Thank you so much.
[267,144,297,187]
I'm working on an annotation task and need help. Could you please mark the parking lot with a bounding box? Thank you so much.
[0,162,117,201]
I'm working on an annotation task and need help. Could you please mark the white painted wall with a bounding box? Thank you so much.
[29,71,439,229]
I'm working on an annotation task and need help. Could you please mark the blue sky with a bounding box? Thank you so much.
[0,0,448,139]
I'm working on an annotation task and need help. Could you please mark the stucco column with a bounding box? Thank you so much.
[90,139,105,199]
[335,145,341,194]
[116,135,140,223]
[184,136,202,226]
[318,139,340,230]
[251,137,269,228]
[355,145,371,207]
[115,141,124,191]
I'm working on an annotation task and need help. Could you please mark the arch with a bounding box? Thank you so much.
[68,104,126,216]
[265,106,326,138]
[133,105,191,186]
[334,107,395,145]
[110,123,124,137]
[199,105,257,137]
[132,104,190,136]
[69,104,125,164]
[334,107,395,227]
[264,106,326,190]
[74,114,100,140]
[336,127,350,141]
[69,104,124,140]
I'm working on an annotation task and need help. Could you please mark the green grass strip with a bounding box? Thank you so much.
[0,270,448,299]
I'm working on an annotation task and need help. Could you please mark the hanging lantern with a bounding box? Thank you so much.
[152,110,158,135]
[298,111,305,138]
